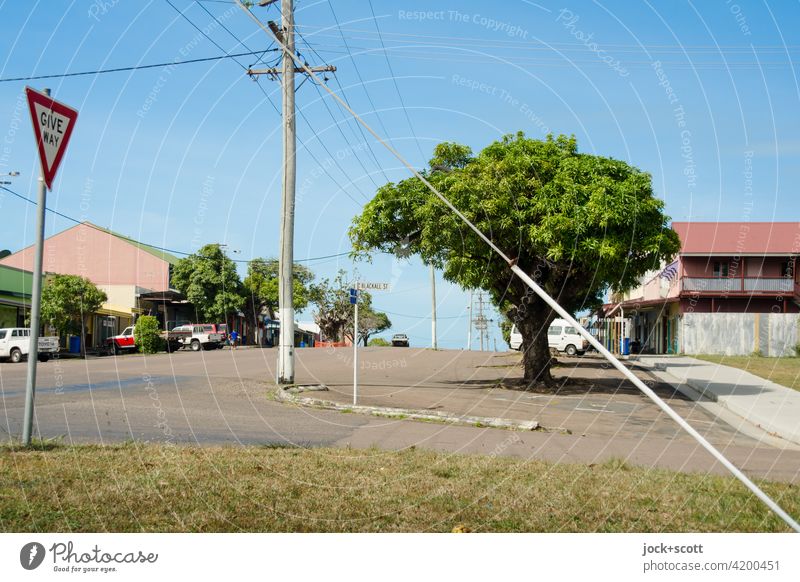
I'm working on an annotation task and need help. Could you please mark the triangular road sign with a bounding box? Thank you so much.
[25,87,78,191]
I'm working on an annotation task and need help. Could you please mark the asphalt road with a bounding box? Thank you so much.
[2,347,800,482]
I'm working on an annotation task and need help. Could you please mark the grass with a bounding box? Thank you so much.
[1,443,798,532]
[694,354,800,392]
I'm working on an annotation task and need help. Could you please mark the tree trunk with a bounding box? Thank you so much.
[516,302,557,388]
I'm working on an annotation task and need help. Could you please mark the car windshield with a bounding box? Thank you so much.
[0,331,5,340]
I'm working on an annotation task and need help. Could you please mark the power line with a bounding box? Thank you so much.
[0,185,353,264]
[0,50,278,83]
[366,0,426,162]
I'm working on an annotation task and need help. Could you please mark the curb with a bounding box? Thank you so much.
[629,358,800,449]
[275,385,543,432]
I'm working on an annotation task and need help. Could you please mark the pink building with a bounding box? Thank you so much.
[611,222,799,354]
[0,222,179,346]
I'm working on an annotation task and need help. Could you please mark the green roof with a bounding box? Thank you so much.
[85,223,181,265]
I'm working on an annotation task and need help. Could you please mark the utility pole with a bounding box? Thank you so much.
[430,264,437,349]
[466,289,472,350]
[249,0,335,384]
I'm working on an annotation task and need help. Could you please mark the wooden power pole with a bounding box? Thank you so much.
[248,0,334,384]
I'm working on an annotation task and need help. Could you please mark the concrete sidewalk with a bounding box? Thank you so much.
[633,355,800,446]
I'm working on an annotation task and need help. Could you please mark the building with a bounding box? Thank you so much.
[608,222,799,355]
[0,263,34,328]
[0,222,180,346]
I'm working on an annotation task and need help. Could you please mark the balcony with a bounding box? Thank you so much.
[681,276,795,294]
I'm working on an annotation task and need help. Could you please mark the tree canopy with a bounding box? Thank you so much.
[310,270,391,344]
[171,244,245,323]
[243,258,314,320]
[350,133,680,386]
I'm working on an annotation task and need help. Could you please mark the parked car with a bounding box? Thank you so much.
[510,319,589,356]
[391,333,409,347]
[0,328,59,363]
[171,324,224,351]
[106,326,137,355]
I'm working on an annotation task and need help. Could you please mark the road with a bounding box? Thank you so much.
[2,347,799,482]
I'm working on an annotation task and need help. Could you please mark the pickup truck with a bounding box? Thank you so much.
[0,327,60,363]
[106,324,224,355]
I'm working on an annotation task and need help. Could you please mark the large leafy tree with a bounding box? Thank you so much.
[41,274,108,356]
[350,133,680,387]
[171,244,245,325]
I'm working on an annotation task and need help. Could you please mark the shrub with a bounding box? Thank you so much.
[368,337,390,347]
[134,316,163,354]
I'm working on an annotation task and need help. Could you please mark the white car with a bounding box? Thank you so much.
[171,324,224,351]
[510,319,588,356]
[0,328,60,363]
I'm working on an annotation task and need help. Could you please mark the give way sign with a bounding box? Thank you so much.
[25,87,78,190]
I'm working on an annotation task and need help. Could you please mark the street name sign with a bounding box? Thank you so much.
[25,87,78,190]
[356,281,390,291]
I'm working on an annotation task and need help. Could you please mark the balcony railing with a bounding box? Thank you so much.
[682,276,794,294]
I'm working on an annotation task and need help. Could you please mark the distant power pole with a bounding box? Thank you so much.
[249,0,335,384]
[466,289,473,350]
[430,264,437,349]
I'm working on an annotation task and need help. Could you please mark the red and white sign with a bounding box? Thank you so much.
[25,87,78,190]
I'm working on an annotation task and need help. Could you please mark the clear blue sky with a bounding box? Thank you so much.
[0,0,798,349]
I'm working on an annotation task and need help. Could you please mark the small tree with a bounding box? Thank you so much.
[243,258,314,342]
[41,274,107,356]
[134,315,162,354]
[309,270,352,342]
[368,337,390,347]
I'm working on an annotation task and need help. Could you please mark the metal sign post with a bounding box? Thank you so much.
[350,288,358,405]
[22,87,78,446]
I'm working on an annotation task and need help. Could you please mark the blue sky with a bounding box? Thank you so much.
[0,0,798,349]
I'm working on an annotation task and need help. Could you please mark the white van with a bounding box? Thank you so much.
[509,318,589,356]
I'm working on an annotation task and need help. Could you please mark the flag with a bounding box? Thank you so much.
[659,259,679,281]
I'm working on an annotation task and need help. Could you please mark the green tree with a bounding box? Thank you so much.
[343,293,392,346]
[350,134,680,387]
[134,315,162,354]
[309,271,353,342]
[171,244,245,326]
[40,274,107,356]
[368,337,390,347]
[243,258,314,342]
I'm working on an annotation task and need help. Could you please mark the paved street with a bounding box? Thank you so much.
[2,347,800,482]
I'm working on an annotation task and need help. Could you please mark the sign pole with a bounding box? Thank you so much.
[22,88,50,447]
[353,297,358,406]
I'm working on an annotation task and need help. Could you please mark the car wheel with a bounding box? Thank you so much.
[565,344,577,356]
[38,354,50,362]
[10,348,22,363]
[191,339,201,352]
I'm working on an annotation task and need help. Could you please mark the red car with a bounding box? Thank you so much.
[105,326,136,355]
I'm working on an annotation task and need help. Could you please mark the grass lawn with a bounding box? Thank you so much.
[1,443,797,532]
[694,355,800,392]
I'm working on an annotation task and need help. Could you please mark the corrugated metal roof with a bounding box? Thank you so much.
[672,222,800,255]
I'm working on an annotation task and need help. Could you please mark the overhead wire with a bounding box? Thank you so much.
[0,185,354,264]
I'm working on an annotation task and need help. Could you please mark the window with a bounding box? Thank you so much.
[548,326,562,336]
[0,331,6,340]
[564,326,577,335]
[11,329,18,337]
[713,262,729,277]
